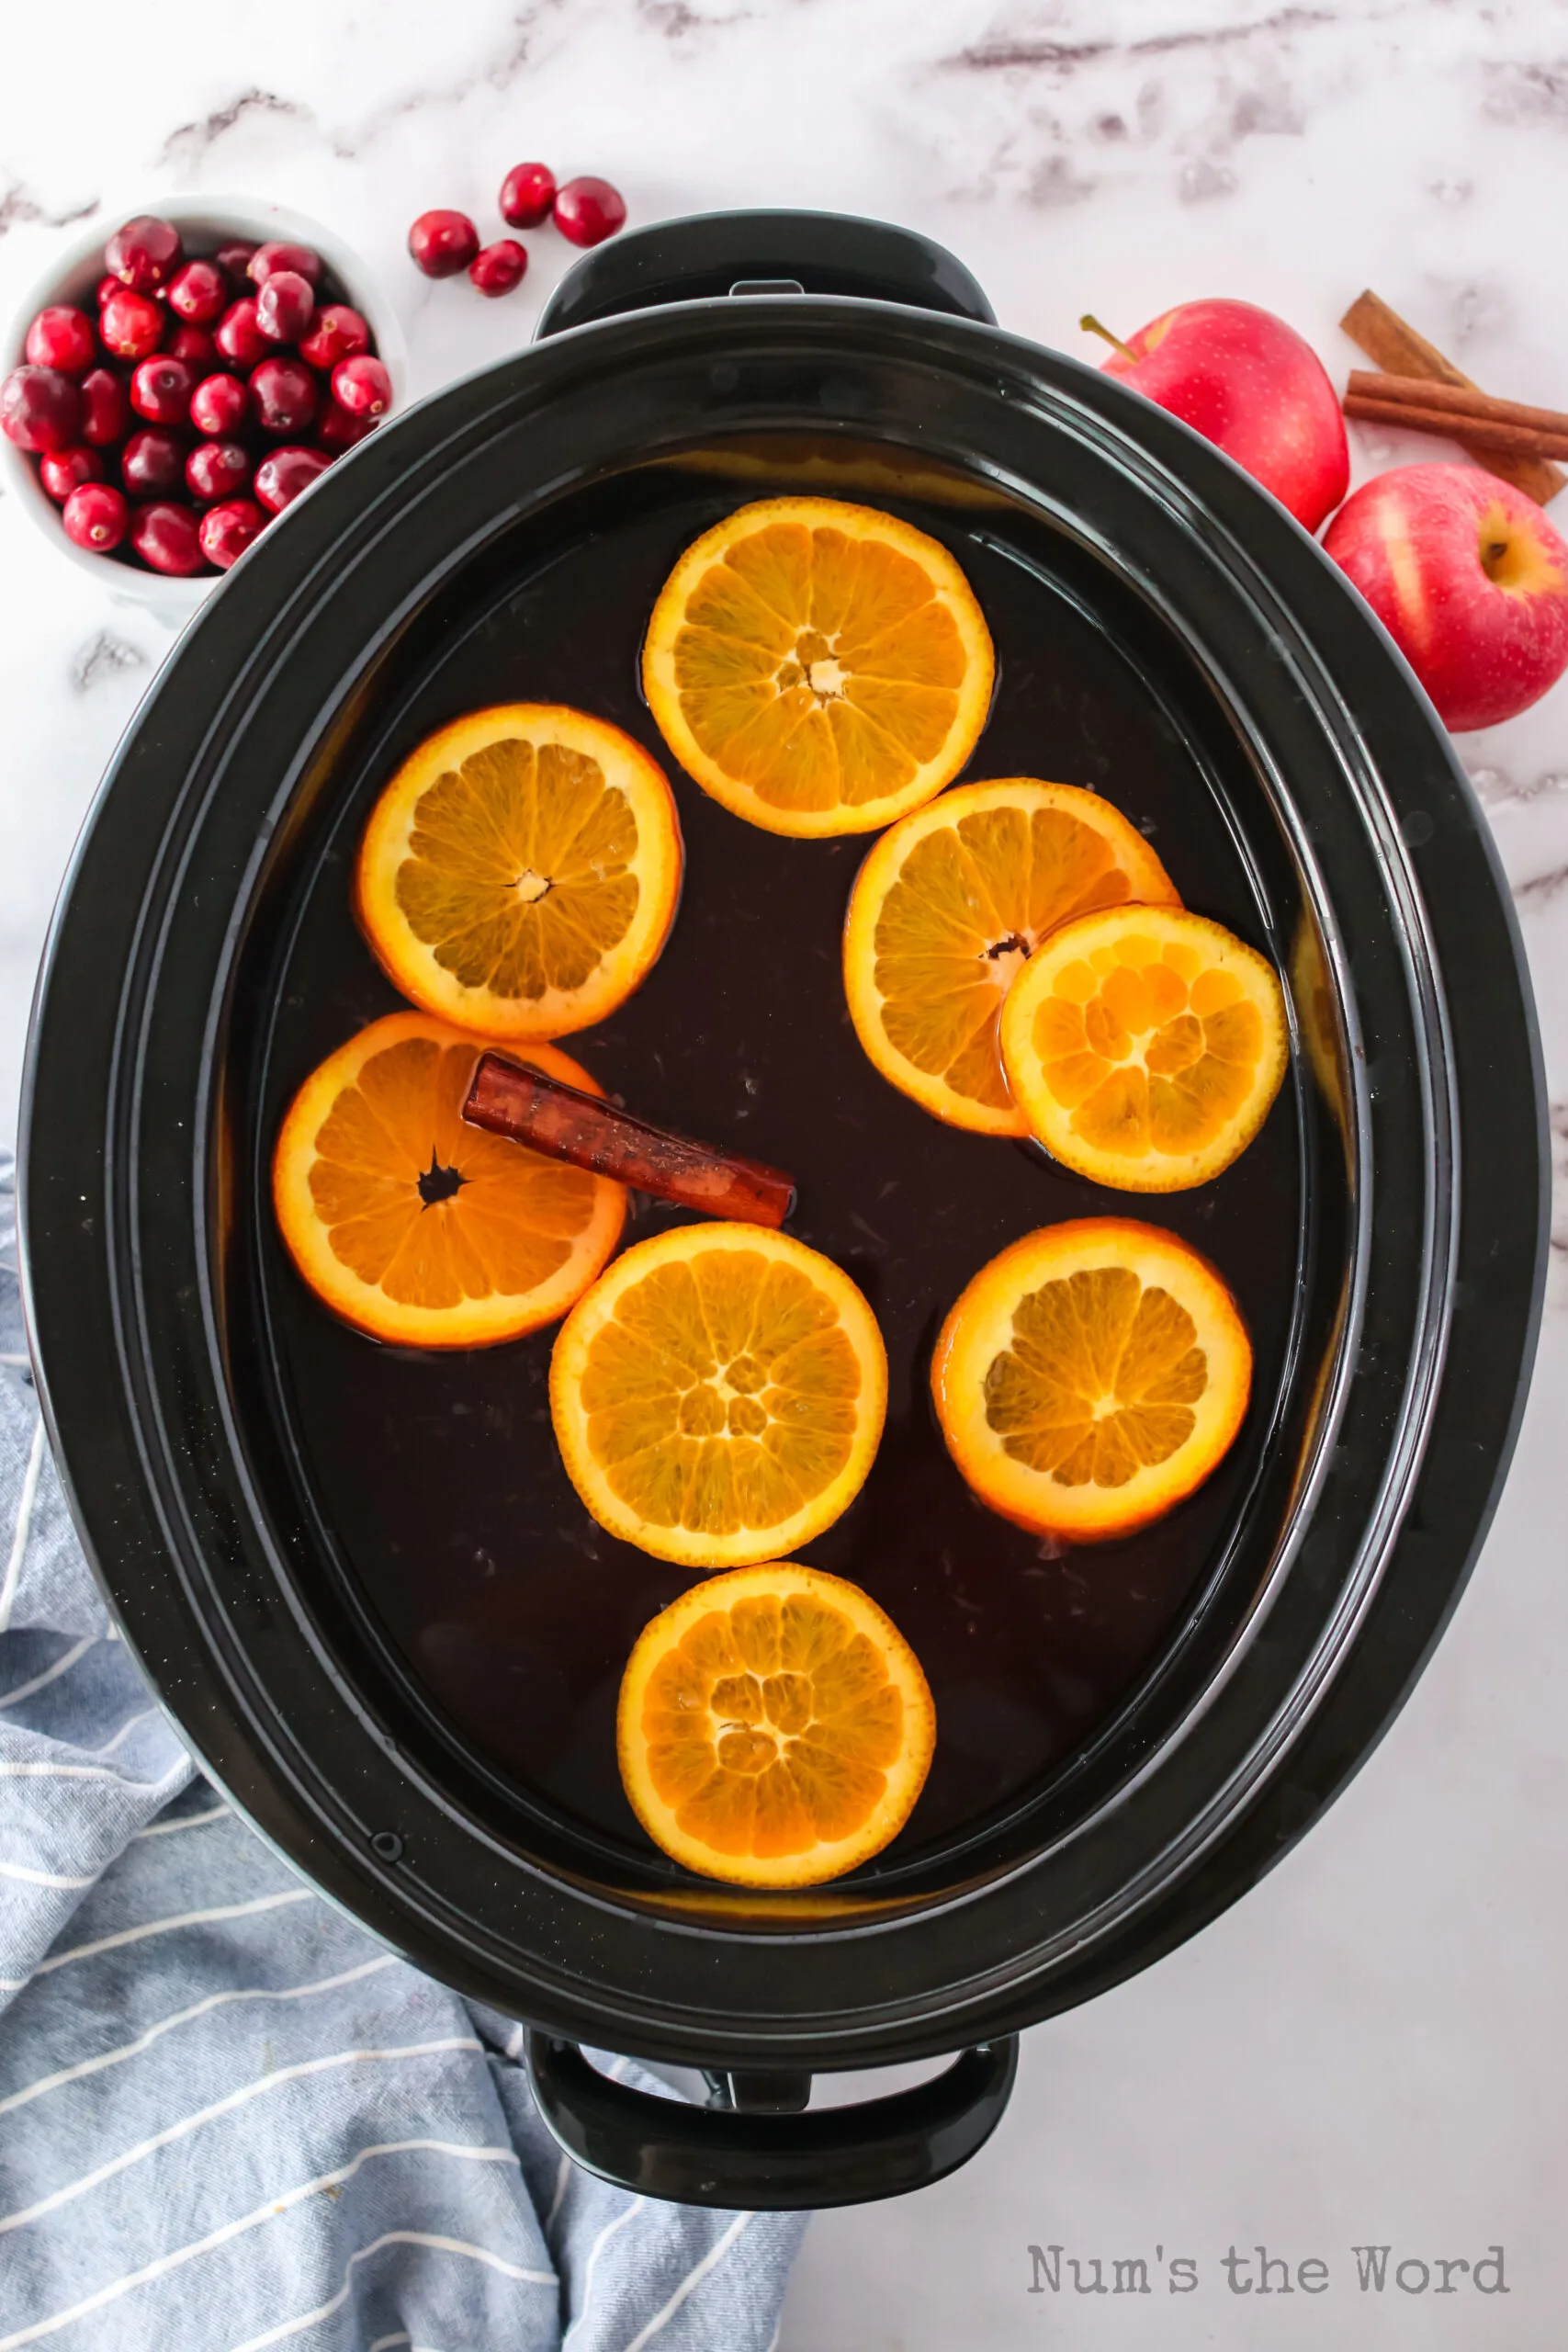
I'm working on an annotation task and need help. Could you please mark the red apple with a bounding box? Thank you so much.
[1095,298,1348,533]
[1323,463,1568,731]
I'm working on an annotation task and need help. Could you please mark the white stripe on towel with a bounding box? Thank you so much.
[227,2228,557,2352]
[0,1419,45,1634]
[0,2143,538,2352]
[623,2210,755,2352]
[0,1635,95,1713]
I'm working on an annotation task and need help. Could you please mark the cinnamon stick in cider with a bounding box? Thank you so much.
[463,1053,796,1229]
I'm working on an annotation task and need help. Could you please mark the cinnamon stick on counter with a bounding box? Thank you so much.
[1343,373,1568,458]
[464,1053,796,1229]
[1339,290,1565,504]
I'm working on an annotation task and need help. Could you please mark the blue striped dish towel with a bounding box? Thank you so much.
[0,1156,806,2351]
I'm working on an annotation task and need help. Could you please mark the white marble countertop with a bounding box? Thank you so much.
[3,1,1565,2342]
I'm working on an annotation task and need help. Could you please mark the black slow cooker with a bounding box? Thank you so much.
[19,212,1547,2210]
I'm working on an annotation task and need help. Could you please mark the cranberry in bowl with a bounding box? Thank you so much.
[0,196,406,620]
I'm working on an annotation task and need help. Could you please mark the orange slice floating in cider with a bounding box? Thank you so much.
[931,1219,1252,1543]
[273,1011,626,1347]
[1000,904,1288,1189]
[641,497,994,838]
[842,779,1180,1136]
[550,1224,886,1568]
[617,1563,935,1887]
[355,704,683,1042]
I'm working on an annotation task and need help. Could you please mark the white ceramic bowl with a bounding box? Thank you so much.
[0,195,408,626]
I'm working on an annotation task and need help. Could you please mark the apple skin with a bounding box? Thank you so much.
[1323,463,1568,731]
[1099,299,1348,533]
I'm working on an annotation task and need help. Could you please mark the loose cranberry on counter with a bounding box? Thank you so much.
[186,438,251,503]
[167,258,230,325]
[254,445,331,514]
[331,354,392,418]
[165,323,217,369]
[248,240,322,286]
[79,367,130,447]
[130,356,196,427]
[553,176,626,248]
[130,499,207,575]
[107,215,183,292]
[0,365,83,453]
[298,303,369,371]
[249,355,317,435]
[190,372,249,437]
[95,273,121,311]
[315,400,374,451]
[500,162,556,229]
[470,239,527,297]
[39,447,104,501]
[200,495,266,569]
[62,481,130,552]
[121,426,187,497]
[100,288,164,363]
[25,306,96,376]
[255,269,314,344]
[215,299,268,368]
[408,209,479,278]
[215,240,256,278]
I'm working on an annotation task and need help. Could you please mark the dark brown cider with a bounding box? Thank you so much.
[258,448,1303,1881]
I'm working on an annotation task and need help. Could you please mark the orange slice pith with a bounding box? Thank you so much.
[617,1564,935,1887]
[842,779,1180,1136]
[355,704,683,1041]
[641,497,995,838]
[932,1219,1252,1543]
[550,1224,887,1569]
[1000,904,1288,1189]
[273,1011,626,1348]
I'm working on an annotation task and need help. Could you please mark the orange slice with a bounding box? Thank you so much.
[355,704,682,1041]
[1000,905,1288,1189]
[617,1564,935,1887]
[273,1011,626,1347]
[843,780,1179,1136]
[641,497,994,838]
[932,1219,1251,1542]
[550,1224,886,1568]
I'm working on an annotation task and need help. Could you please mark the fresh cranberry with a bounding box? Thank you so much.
[248,240,322,287]
[214,240,256,278]
[215,299,268,368]
[255,269,314,344]
[553,176,626,248]
[79,368,130,447]
[407,209,479,278]
[95,273,121,310]
[0,365,83,453]
[331,354,392,418]
[107,215,183,292]
[130,500,207,576]
[298,303,370,371]
[25,306,96,376]
[254,445,331,514]
[249,356,317,435]
[100,288,164,362]
[499,162,556,229]
[165,323,216,369]
[39,446,104,501]
[130,356,196,426]
[167,258,230,326]
[189,372,249,437]
[121,426,187,497]
[469,239,527,297]
[200,495,266,569]
[62,481,130,553]
[186,438,251,503]
[315,400,374,451]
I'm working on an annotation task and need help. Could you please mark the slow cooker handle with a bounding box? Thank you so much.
[534,208,996,341]
[524,2030,1018,2210]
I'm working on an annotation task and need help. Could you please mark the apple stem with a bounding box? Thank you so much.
[1079,312,1140,365]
